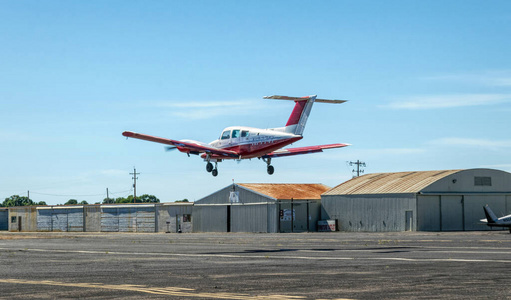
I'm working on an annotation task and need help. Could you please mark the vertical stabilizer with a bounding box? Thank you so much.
[484,205,498,223]
[284,95,316,136]
[263,95,347,136]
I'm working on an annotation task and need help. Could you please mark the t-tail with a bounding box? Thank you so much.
[264,95,347,136]
[483,205,499,224]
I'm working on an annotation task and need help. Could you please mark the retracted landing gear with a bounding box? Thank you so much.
[263,157,274,175]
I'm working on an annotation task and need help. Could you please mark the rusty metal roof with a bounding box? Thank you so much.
[238,183,330,200]
[323,170,463,195]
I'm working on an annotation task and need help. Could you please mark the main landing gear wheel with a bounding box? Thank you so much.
[267,165,274,175]
[212,169,218,177]
[206,162,213,173]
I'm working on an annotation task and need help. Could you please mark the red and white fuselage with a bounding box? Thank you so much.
[122,95,349,176]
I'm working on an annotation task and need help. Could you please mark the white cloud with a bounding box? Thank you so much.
[424,70,511,87]
[430,137,511,150]
[384,94,511,110]
[148,99,268,120]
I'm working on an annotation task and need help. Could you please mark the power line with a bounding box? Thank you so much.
[130,167,140,203]
[349,160,366,177]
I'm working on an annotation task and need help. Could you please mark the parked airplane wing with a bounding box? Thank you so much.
[122,131,239,158]
[262,143,350,158]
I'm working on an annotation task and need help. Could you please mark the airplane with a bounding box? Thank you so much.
[481,205,511,233]
[122,95,350,176]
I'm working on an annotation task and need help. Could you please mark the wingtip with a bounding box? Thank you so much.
[122,131,134,137]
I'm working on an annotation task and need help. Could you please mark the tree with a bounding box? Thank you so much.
[102,197,115,204]
[37,201,47,205]
[175,199,189,203]
[65,199,78,205]
[79,200,88,205]
[2,195,35,207]
[137,194,160,203]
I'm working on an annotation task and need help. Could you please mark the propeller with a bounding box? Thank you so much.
[165,146,177,152]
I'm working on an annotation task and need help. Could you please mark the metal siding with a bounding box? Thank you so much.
[321,195,415,232]
[267,204,278,233]
[231,204,268,233]
[292,202,308,232]
[136,207,155,232]
[440,196,463,231]
[417,195,441,231]
[37,209,53,231]
[84,206,101,232]
[118,207,135,232]
[0,210,9,230]
[52,209,69,232]
[192,205,227,232]
[308,201,321,232]
[67,208,84,232]
[101,208,119,232]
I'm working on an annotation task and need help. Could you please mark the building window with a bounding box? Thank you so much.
[11,216,17,223]
[475,176,492,186]
[183,214,191,222]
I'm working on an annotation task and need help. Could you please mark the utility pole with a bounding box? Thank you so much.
[349,160,366,177]
[106,188,109,202]
[130,167,140,203]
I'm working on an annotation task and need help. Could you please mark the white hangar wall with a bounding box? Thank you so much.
[322,169,511,232]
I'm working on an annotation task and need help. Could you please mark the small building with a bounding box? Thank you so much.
[322,169,511,232]
[0,208,8,231]
[193,183,329,233]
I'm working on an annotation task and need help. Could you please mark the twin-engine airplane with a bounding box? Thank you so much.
[122,95,349,176]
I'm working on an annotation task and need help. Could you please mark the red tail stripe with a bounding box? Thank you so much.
[286,101,306,126]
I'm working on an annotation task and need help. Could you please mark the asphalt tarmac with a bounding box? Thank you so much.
[0,231,510,299]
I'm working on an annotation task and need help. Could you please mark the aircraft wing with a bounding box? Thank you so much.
[122,131,239,158]
[262,143,350,158]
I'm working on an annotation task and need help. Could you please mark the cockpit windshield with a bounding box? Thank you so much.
[221,130,230,140]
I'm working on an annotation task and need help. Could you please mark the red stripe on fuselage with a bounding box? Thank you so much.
[202,136,302,160]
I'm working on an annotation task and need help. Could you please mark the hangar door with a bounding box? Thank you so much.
[441,196,463,231]
[101,206,155,232]
[37,207,84,232]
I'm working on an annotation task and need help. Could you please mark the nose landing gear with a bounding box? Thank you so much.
[262,157,274,175]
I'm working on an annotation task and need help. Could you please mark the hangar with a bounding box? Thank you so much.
[193,183,329,233]
[321,169,511,232]
[6,203,193,233]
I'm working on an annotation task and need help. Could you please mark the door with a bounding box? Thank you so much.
[18,216,22,231]
[405,211,413,231]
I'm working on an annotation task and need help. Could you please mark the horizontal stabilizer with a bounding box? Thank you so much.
[263,143,350,158]
[264,95,347,104]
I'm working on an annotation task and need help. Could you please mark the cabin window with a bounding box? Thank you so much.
[241,130,249,138]
[221,130,230,140]
[474,176,492,186]
[232,130,240,138]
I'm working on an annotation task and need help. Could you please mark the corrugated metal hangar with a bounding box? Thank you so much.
[322,169,511,232]
[6,203,193,233]
[193,183,329,233]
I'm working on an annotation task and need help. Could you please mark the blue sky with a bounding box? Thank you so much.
[1,1,510,204]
